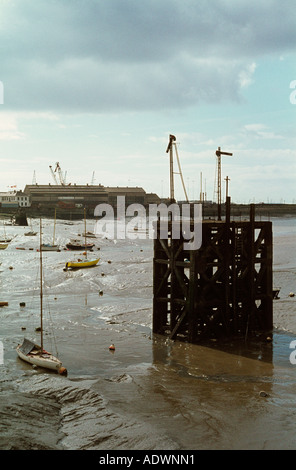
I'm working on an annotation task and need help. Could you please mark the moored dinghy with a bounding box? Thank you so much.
[40,209,60,251]
[16,338,63,372]
[65,257,100,270]
[0,222,14,242]
[66,240,95,250]
[64,208,99,270]
[16,219,67,375]
[40,243,60,252]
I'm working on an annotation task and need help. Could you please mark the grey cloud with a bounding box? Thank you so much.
[1,0,296,112]
[6,0,296,61]
[4,55,247,111]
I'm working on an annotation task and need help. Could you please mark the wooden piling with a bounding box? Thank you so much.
[152,203,273,343]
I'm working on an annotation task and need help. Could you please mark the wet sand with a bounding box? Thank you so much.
[0,216,296,451]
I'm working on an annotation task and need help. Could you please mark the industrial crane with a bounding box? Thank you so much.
[215,147,233,220]
[49,162,67,185]
[91,171,95,185]
[166,134,189,203]
[49,165,58,185]
[55,162,66,185]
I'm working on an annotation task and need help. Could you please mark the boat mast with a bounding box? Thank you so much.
[53,208,56,246]
[39,218,43,351]
[84,207,87,259]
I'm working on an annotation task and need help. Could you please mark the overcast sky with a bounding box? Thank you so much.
[0,0,295,203]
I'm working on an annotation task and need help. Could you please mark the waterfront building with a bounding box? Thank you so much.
[23,184,160,212]
[0,190,30,208]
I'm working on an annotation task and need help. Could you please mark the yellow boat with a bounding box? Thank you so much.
[0,243,8,250]
[64,258,100,270]
[64,209,100,270]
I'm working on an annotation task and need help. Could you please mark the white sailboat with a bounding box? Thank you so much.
[40,209,59,251]
[25,218,37,236]
[16,219,67,374]
[0,221,14,242]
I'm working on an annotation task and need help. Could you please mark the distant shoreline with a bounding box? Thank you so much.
[0,202,296,221]
[202,203,296,219]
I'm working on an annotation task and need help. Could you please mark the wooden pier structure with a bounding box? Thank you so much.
[153,199,273,344]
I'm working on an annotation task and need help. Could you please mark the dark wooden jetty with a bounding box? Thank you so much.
[153,198,273,344]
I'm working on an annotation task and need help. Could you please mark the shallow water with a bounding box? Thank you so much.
[0,216,296,450]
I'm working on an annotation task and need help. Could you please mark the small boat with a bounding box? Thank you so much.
[16,219,66,375]
[40,243,60,252]
[66,213,95,250]
[25,218,37,236]
[273,287,281,299]
[40,209,59,251]
[66,241,95,250]
[64,258,100,270]
[65,209,98,269]
[0,243,8,250]
[24,231,37,236]
[16,338,64,372]
[80,231,97,238]
[0,223,14,242]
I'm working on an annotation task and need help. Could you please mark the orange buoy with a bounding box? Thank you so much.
[109,344,115,351]
[59,367,67,375]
